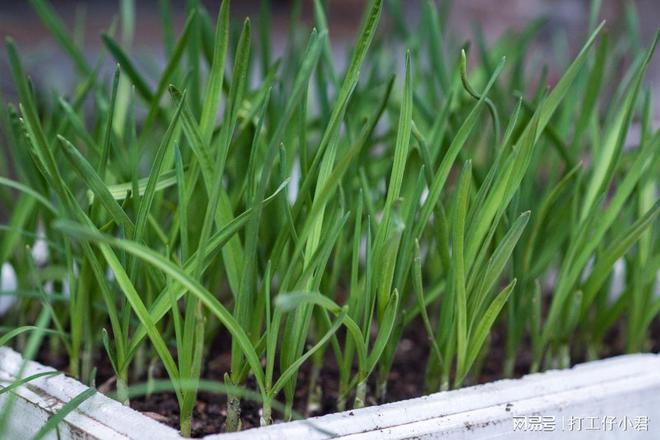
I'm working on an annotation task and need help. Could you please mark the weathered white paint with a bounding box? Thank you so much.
[1,347,658,439]
[211,353,660,440]
[0,347,180,440]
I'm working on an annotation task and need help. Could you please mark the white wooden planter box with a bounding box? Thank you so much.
[1,347,659,439]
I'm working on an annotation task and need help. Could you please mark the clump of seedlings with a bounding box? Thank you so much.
[0,0,658,437]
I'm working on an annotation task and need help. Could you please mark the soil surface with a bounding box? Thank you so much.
[126,325,435,437]
[34,318,660,438]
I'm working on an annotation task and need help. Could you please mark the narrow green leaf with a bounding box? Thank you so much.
[31,388,96,440]
[462,279,517,384]
[58,135,135,235]
[199,0,230,144]
[0,372,62,397]
[453,161,472,381]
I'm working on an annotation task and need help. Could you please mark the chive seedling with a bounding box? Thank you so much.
[0,0,657,436]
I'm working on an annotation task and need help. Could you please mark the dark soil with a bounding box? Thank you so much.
[125,324,434,437]
[34,318,660,438]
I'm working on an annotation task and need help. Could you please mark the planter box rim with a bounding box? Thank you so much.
[1,347,659,439]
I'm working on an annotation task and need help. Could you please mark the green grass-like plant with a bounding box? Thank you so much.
[0,0,658,436]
